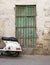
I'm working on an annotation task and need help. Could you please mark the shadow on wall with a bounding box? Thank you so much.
[0,31,5,49]
[0,37,6,49]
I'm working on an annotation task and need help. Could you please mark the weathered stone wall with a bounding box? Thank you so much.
[0,0,36,37]
[0,0,15,37]
[36,0,50,55]
[0,0,50,54]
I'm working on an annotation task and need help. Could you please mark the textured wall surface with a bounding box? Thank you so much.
[0,0,50,54]
[0,0,36,37]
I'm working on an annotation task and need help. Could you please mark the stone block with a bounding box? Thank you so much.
[44,33,50,39]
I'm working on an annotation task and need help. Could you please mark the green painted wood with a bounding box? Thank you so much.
[16,17,36,27]
[16,5,36,47]
[16,5,36,16]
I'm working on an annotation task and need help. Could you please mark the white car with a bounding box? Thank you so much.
[0,37,22,56]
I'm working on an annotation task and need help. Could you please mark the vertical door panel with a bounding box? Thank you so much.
[16,5,36,47]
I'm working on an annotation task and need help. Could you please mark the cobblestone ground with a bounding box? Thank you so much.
[0,55,50,65]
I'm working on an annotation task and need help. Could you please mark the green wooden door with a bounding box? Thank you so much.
[15,5,36,47]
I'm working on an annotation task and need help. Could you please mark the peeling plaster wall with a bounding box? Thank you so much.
[0,0,15,37]
[37,0,45,41]
[0,0,50,54]
[0,0,36,37]
[37,0,50,51]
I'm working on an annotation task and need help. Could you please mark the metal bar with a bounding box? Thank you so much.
[18,37,36,39]
[24,17,26,47]
[16,15,36,18]
[16,26,36,28]
[23,16,24,46]
[27,7,29,47]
